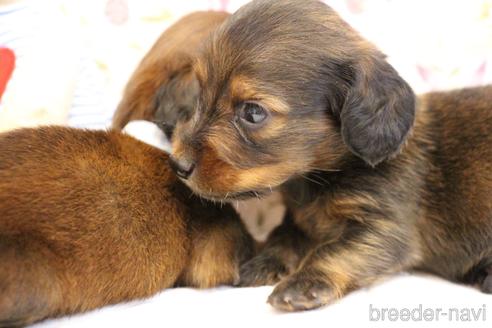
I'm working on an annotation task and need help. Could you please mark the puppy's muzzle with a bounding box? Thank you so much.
[169,156,195,179]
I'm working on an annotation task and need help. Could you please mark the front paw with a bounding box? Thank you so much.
[267,274,337,311]
[238,254,288,287]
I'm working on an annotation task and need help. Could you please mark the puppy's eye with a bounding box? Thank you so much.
[239,103,268,126]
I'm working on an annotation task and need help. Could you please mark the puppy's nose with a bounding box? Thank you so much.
[169,156,195,179]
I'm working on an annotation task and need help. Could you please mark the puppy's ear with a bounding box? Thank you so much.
[339,54,416,166]
[112,55,193,131]
[154,70,199,138]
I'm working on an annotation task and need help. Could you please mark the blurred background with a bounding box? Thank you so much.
[1,0,491,132]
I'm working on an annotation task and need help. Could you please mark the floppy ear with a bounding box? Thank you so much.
[339,54,416,166]
[153,70,200,138]
[112,55,193,130]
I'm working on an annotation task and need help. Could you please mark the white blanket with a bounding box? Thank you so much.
[33,274,491,328]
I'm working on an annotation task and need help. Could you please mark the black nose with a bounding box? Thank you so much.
[169,156,195,179]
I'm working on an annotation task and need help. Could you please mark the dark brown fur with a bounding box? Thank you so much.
[109,9,285,249]
[112,11,229,135]
[169,0,492,311]
[0,127,253,326]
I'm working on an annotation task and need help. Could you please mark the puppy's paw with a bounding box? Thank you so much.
[267,274,336,311]
[480,274,492,293]
[238,254,288,287]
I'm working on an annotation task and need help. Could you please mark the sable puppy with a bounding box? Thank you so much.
[169,0,492,311]
[111,10,285,243]
[0,127,253,326]
[112,11,229,135]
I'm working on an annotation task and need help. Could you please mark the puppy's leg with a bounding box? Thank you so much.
[178,206,254,288]
[481,266,492,293]
[0,235,63,327]
[268,220,416,311]
[239,212,312,286]
[465,256,492,293]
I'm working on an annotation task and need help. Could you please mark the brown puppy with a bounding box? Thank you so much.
[0,126,253,326]
[168,0,492,311]
[113,11,229,135]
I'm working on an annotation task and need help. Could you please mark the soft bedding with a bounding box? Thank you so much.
[33,275,490,328]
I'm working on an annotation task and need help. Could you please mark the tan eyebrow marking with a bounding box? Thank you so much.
[228,75,290,115]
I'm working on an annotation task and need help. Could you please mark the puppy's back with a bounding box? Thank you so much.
[0,127,189,324]
[417,86,492,278]
[0,127,183,231]
[423,85,492,182]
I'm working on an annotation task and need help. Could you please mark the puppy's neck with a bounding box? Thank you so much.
[397,96,436,163]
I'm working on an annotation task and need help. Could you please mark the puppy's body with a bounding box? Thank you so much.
[113,11,229,132]
[281,85,492,283]
[168,0,492,311]
[415,87,492,279]
[0,127,252,326]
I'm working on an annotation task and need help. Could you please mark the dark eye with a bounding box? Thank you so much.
[238,103,268,126]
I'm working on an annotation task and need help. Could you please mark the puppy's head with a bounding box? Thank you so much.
[171,0,416,200]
